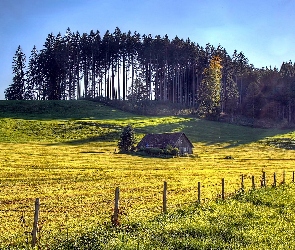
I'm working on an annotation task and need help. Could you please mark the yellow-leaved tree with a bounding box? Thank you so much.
[198,55,222,118]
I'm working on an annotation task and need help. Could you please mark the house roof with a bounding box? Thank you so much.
[137,132,194,149]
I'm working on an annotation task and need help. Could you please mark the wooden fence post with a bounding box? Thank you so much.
[221,178,225,200]
[31,198,40,248]
[262,171,266,187]
[273,173,276,187]
[163,181,167,213]
[198,182,201,204]
[241,174,244,191]
[112,187,120,226]
[252,176,255,189]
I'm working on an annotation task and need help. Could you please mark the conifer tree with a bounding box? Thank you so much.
[25,45,39,100]
[118,125,136,152]
[5,46,26,100]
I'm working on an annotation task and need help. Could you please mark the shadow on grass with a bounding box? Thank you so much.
[0,100,134,121]
[44,118,293,149]
[116,151,185,159]
[46,133,119,146]
[137,119,294,148]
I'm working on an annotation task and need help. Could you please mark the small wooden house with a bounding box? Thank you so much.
[137,132,194,155]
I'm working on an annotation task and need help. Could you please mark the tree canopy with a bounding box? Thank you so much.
[5,27,295,124]
[118,124,136,152]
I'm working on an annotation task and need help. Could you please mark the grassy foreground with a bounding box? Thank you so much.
[1,100,295,249]
[47,184,295,250]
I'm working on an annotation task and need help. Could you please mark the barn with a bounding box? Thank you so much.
[137,132,194,155]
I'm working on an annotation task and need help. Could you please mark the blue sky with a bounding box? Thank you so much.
[0,0,294,99]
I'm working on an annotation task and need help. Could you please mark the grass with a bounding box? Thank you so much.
[1,100,295,248]
[51,184,295,250]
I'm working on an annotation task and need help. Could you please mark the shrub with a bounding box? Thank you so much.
[164,145,179,156]
[138,145,179,157]
[142,147,163,155]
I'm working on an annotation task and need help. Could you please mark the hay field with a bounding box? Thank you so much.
[0,100,295,246]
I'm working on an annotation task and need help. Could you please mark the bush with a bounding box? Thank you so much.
[138,145,179,157]
[164,145,179,156]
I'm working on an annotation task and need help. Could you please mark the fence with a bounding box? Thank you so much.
[3,170,295,247]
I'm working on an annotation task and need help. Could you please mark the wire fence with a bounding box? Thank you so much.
[1,170,294,247]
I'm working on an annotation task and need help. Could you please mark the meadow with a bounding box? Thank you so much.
[1,100,295,249]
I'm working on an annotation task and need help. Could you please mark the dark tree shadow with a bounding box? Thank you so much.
[136,118,294,148]
[46,132,120,146]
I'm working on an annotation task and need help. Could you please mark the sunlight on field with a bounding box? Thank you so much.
[1,101,295,246]
[1,140,295,245]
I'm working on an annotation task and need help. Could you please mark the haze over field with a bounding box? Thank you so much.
[1,0,294,99]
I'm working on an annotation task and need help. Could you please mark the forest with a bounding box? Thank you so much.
[5,27,295,124]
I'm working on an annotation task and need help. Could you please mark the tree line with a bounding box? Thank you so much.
[5,27,295,123]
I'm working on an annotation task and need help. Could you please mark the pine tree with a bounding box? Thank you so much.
[223,73,239,115]
[25,45,40,100]
[39,33,62,100]
[5,46,26,100]
[197,55,222,118]
[118,125,136,152]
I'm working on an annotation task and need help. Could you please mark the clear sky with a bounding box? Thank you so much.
[0,0,294,100]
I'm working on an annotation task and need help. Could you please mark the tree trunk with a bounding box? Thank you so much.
[111,60,115,99]
[122,55,126,100]
[192,64,195,106]
[117,58,120,100]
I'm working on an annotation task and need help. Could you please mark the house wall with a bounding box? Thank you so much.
[137,133,193,155]
[175,135,193,154]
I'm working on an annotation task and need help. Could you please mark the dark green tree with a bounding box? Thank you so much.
[5,45,26,100]
[244,80,263,118]
[278,61,295,122]
[118,125,136,152]
[38,33,64,100]
[25,45,40,100]
[219,48,239,116]
[232,50,249,105]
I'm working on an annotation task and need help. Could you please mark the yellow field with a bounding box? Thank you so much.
[1,139,295,245]
[1,100,295,246]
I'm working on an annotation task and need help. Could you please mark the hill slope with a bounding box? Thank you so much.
[1,100,295,249]
[0,100,131,120]
[0,100,292,146]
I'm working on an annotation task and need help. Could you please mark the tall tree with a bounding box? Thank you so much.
[38,33,64,100]
[197,55,222,118]
[218,47,239,115]
[80,32,91,98]
[25,45,40,100]
[5,46,26,100]
[64,27,76,100]
[232,50,249,106]
[279,61,295,122]
[244,80,263,119]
